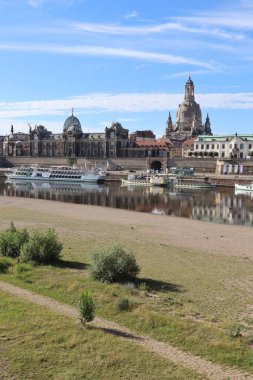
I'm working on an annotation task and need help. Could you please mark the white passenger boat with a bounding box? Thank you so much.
[121,173,170,187]
[5,165,106,184]
[168,176,216,189]
[235,183,253,192]
[121,174,151,187]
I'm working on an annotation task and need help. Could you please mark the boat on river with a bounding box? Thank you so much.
[5,165,106,184]
[168,176,216,189]
[121,173,170,187]
[235,183,253,192]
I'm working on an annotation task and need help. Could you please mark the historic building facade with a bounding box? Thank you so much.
[165,77,212,141]
[1,113,172,160]
[193,134,253,159]
[1,78,216,161]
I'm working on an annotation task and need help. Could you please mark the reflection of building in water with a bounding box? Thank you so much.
[3,180,253,226]
[192,191,253,226]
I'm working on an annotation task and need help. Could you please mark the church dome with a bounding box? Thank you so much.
[63,112,83,138]
[63,115,82,133]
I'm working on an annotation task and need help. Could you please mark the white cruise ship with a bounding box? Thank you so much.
[5,165,106,184]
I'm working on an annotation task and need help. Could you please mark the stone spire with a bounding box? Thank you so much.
[204,113,212,135]
[165,112,173,137]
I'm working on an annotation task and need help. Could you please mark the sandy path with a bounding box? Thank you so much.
[1,197,252,258]
[1,281,253,380]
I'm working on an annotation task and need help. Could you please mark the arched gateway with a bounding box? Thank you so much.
[150,160,163,171]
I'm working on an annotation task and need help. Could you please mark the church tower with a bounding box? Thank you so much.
[165,112,173,138]
[174,76,203,137]
[165,77,212,141]
[204,113,212,135]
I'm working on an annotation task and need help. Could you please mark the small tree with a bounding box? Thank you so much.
[90,244,140,283]
[20,228,63,265]
[0,222,29,258]
[78,291,95,326]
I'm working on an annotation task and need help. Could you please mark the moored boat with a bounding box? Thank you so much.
[121,174,150,186]
[5,165,106,184]
[168,176,216,189]
[235,183,253,192]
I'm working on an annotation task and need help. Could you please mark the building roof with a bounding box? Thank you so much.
[182,137,196,147]
[195,134,253,142]
[134,140,171,150]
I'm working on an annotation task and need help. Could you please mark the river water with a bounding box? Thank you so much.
[1,179,253,227]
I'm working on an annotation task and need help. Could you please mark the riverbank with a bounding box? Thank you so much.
[0,196,252,258]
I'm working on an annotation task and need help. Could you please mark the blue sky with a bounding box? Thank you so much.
[0,0,253,138]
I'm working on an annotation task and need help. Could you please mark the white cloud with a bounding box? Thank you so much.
[0,43,215,69]
[124,10,139,20]
[1,92,253,121]
[27,0,46,7]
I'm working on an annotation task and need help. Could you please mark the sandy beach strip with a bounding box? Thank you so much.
[0,196,252,259]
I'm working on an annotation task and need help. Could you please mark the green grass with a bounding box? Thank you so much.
[0,291,205,380]
[1,203,253,373]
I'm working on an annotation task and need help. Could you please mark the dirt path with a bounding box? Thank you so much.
[1,281,252,380]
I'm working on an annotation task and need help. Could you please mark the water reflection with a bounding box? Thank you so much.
[1,179,253,226]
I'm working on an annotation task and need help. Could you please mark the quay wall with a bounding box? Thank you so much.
[2,156,253,177]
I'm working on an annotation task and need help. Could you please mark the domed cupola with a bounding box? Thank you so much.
[63,109,82,138]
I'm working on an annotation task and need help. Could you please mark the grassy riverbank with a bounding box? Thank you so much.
[1,197,253,377]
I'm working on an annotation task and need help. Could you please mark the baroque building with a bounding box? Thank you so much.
[2,112,171,160]
[165,77,212,141]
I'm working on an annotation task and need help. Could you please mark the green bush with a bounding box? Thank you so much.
[0,222,29,258]
[0,257,12,273]
[20,228,63,265]
[229,325,242,338]
[116,297,132,312]
[78,291,95,326]
[90,244,140,283]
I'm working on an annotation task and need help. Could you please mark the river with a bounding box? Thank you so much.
[1,178,253,227]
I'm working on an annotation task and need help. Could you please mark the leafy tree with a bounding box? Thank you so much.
[90,244,140,283]
[20,228,63,265]
[0,222,29,258]
[78,291,95,326]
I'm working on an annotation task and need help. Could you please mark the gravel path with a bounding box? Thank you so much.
[1,281,252,380]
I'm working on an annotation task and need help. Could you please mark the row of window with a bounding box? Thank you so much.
[195,143,252,150]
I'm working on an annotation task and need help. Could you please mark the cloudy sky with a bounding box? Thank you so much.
[0,0,253,137]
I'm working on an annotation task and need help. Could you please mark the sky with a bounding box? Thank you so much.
[0,0,253,138]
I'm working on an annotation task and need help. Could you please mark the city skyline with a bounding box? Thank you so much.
[0,0,253,138]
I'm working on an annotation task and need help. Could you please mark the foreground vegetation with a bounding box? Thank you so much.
[0,292,205,380]
[1,200,253,376]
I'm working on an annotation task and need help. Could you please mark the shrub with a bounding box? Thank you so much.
[0,222,29,258]
[78,291,95,326]
[90,244,140,283]
[116,297,132,312]
[229,325,242,338]
[0,257,12,273]
[20,228,63,265]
